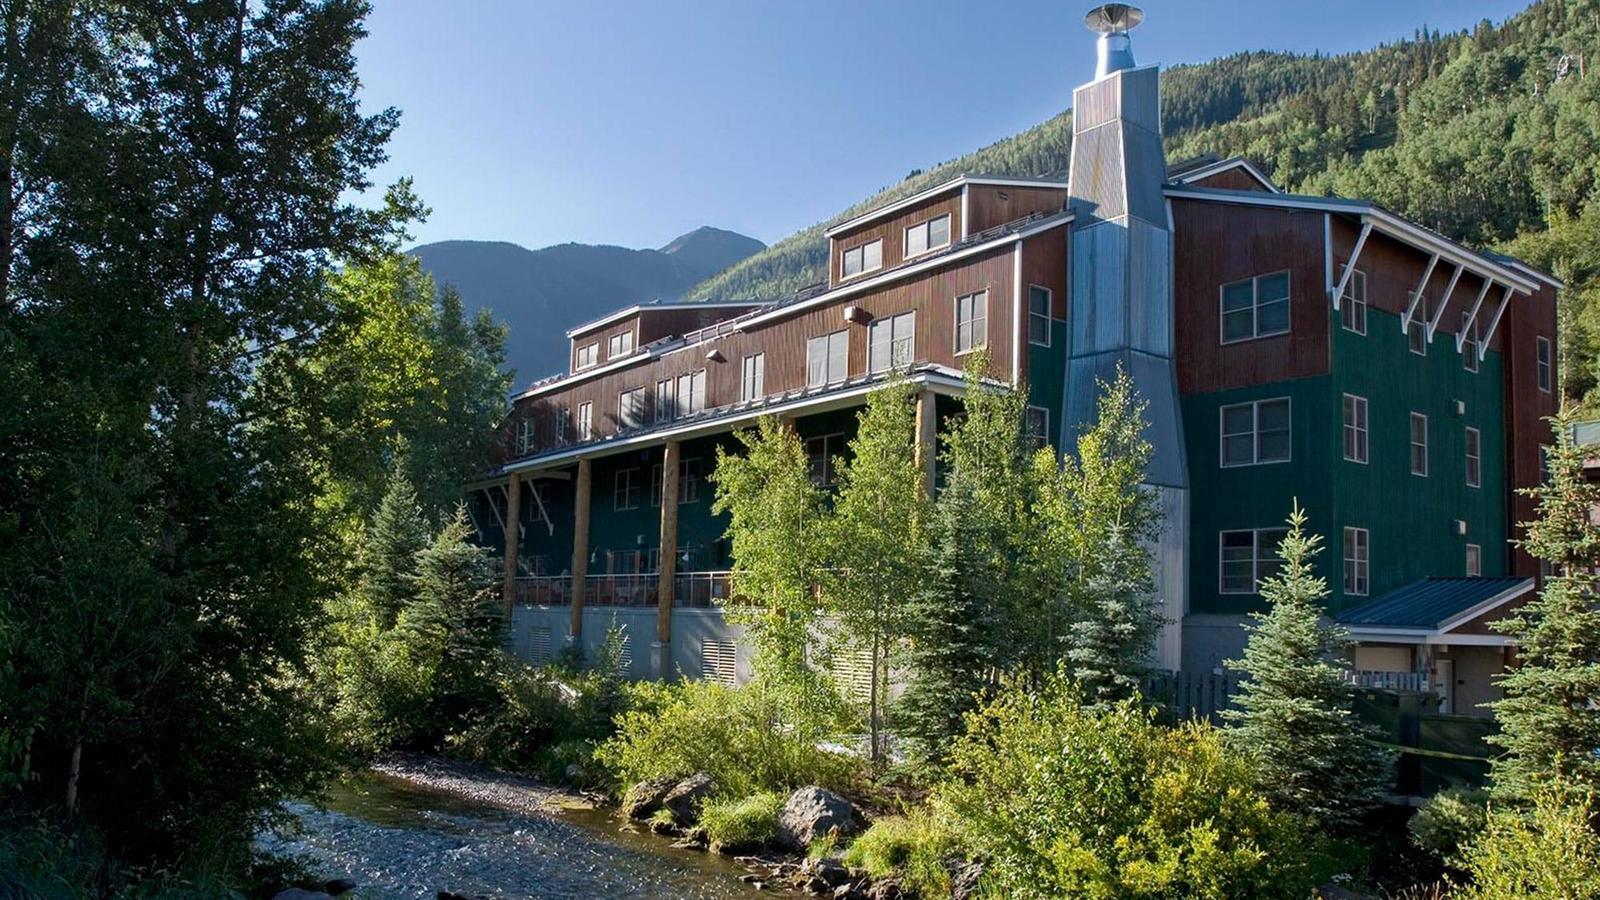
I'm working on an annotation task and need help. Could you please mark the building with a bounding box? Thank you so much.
[465,6,1561,714]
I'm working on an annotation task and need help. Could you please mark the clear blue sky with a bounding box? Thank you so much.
[356,1,1532,252]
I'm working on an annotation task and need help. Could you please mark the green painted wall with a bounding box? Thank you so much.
[1027,319,1069,447]
[1186,304,1508,617]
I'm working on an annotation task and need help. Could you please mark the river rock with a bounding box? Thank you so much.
[621,775,679,820]
[662,772,717,826]
[948,858,983,899]
[803,856,851,888]
[775,787,860,851]
[272,891,333,900]
[324,879,358,896]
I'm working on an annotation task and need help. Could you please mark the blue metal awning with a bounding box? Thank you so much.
[1338,577,1534,632]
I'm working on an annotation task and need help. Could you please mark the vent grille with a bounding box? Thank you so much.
[832,650,874,701]
[527,625,552,665]
[700,638,738,686]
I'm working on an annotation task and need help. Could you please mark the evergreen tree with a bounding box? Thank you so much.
[824,379,927,763]
[401,504,504,736]
[1488,409,1600,800]
[896,471,999,767]
[1222,503,1391,832]
[1055,369,1162,704]
[361,457,431,627]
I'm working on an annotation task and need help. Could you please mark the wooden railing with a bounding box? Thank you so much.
[512,571,736,609]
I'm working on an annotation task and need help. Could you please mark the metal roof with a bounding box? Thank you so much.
[1337,577,1533,630]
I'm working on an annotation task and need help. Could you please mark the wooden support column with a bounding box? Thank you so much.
[913,390,937,499]
[657,441,681,645]
[501,474,522,616]
[569,458,592,639]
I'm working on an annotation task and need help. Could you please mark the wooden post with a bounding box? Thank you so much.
[657,441,681,645]
[914,389,937,499]
[569,458,591,639]
[502,474,521,616]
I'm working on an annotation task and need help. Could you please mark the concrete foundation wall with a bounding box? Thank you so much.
[508,605,754,684]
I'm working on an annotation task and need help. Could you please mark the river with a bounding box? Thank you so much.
[262,772,784,899]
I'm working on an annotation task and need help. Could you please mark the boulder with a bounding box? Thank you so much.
[324,879,358,896]
[775,786,860,852]
[271,891,333,900]
[661,772,717,826]
[621,775,678,820]
[948,858,983,900]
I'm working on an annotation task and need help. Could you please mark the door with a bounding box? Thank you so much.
[1432,658,1455,714]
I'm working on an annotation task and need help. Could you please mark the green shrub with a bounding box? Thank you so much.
[1457,779,1600,899]
[937,671,1326,899]
[701,792,783,851]
[594,678,858,799]
[1410,787,1489,863]
[841,808,961,898]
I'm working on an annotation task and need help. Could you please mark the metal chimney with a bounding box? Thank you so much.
[1086,3,1142,79]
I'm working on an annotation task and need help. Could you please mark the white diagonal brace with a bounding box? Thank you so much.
[489,486,508,531]
[1402,253,1440,333]
[525,478,555,537]
[1331,220,1373,311]
[1478,287,1514,362]
[1456,279,1494,353]
[1427,265,1465,343]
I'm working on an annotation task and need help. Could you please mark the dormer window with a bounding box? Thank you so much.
[608,331,635,359]
[841,239,882,280]
[575,342,599,370]
[905,214,951,258]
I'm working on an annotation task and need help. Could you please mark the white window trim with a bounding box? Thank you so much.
[614,468,641,511]
[1339,267,1367,336]
[868,311,916,374]
[840,239,883,281]
[1218,528,1286,595]
[607,329,636,360]
[1536,335,1553,393]
[1461,312,1480,373]
[1343,526,1370,596]
[1218,270,1292,345]
[1342,393,1369,464]
[1465,426,1482,489]
[1408,293,1429,356]
[953,289,989,356]
[1466,543,1482,577]
[741,352,765,403]
[575,342,600,370]
[806,432,847,488]
[807,330,850,387]
[1026,405,1050,448]
[577,401,593,440]
[1218,397,1292,468]
[903,213,952,260]
[618,387,645,429]
[1409,412,1429,477]
[1027,284,1053,348]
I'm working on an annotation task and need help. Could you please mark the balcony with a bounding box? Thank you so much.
[512,571,737,609]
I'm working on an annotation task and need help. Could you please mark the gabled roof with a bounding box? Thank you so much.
[1168,155,1280,193]
[565,300,761,339]
[1338,577,1533,631]
[824,175,1069,238]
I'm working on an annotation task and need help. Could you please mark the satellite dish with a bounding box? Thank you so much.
[1085,3,1143,35]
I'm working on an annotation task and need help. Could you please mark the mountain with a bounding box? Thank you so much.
[688,1,1600,406]
[411,226,764,383]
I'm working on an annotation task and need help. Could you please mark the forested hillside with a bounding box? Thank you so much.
[691,0,1600,405]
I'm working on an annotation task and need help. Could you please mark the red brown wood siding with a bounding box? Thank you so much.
[1172,199,1331,394]
[1185,167,1273,193]
[965,185,1069,234]
[1503,280,1560,575]
[1017,228,1070,373]
[830,191,963,287]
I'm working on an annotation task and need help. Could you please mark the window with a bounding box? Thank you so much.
[840,239,882,279]
[741,353,765,402]
[675,370,706,417]
[1342,394,1369,463]
[868,311,915,373]
[954,290,988,354]
[1466,543,1482,577]
[806,433,846,487]
[554,406,569,443]
[650,459,701,506]
[1409,412,1428,476]
[577,401,593,439]
[1465,426,1482,488]
[1026,406,1049,450]
[904,214,950,258]
[1537,336,1552,392]
[1461,312,1479,373]
[1343,527,1370,596]
[1219,528,1288,594]
[807,330,849,387]
[1339,268,1367,335]
[575,342,599,370]
[1220,271,1290,343]
[607,331,635,359]
[614,468,641,511]
[655,379,674,423]
[1408,293,1429,355]
[1219,398,1291,467]
[618,387,645,429]
[1028,285,1052,346]
[516,419,533,455]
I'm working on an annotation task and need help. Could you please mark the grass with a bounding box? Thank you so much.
[840,809,961,899]
[700,792,783,852]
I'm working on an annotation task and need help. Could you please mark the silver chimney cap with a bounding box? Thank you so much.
[1085,3,1143,79]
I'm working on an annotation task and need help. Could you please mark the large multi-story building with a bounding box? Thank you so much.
[465,7,1560,716]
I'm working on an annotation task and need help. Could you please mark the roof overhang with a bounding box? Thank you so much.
[824,175,1070,238]
[504,366,979,475]
[565,301,763,339]
[1169,156,1280,193]
[1345,577,1535,647]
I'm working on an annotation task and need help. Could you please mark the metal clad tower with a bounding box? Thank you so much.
[1064,4,1188,669]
